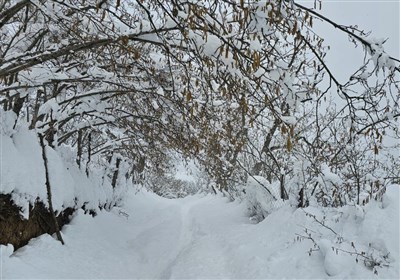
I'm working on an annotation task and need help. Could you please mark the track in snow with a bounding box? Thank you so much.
[157,197,237,279]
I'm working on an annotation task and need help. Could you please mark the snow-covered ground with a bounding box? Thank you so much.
[1,185,399,279]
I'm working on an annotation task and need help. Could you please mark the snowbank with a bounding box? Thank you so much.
[0,110,128,216]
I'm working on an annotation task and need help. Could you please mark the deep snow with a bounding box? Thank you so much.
[0,111,129,217]
[1,185,399,279]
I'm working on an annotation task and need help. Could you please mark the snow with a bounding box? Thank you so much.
[1,129,47,210]
[1,185,398,279]
[281,115,297,125]
[269,69,281,81]
[320,163,343,186]
[0,110,126,213]
[202,34,222,56]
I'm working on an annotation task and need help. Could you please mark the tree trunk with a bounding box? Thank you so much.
[298,187,305,208]
[76,129,83,168]
[29,90,42,129]
[85,133,92,176]
[111,158,121,189]
[280,174,288,200]
[38,133,64,245]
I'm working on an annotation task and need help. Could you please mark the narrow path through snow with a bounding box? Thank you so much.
[3,192,251,279]
[159,197,237,279]
[2,187,399,279]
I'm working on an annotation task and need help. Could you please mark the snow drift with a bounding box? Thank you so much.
[1,109,129,215]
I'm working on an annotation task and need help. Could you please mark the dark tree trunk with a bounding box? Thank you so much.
[38,133,65,245]
[298,187,305,208]
[111,158,121,189]
[85,133,92,176]
[76,129,83,168]
[12,95,25,117]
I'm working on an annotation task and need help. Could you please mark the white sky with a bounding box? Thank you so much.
[298,0,399,148]
[299,0,400,82]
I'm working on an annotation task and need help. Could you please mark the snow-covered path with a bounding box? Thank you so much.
[2,193,253,279]
[1,186,399,279]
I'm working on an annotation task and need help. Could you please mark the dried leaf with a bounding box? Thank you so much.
[120,36,129,45]
[286,136,292,151]
[186,90,192,102]
[133,49,140,60]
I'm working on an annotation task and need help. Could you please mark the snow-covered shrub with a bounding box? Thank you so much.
[242,176,284,222]
[295,185,399,277]
[0,111,135,247]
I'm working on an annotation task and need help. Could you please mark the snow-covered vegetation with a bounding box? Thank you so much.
[1,109,129,215]
[0,0,399,278]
